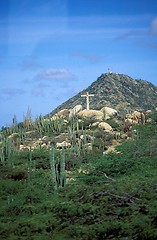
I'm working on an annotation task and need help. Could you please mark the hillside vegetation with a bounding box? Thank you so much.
[50,73,157,116]
[0,109,157,240]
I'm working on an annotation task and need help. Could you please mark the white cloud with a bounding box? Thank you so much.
[151,17,157,35]
[35,68,76,81]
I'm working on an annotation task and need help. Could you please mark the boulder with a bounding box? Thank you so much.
[124,118,138,132]
[125,111,145,125]
[91,122,100,128]
[100,107,117,120]
[56,141,71,149]
[145,110,152,115]
[52,109,70,120]
[98,122,113,131]
[79,134,95,143]
[84,143,93,151]
[19,145,30,151]
[77,110,104,122]
[54,133,69,143]
[69,105,82,118]
[8,133,19,139]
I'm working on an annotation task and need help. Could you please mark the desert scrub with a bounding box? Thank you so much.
[0,116,157,240]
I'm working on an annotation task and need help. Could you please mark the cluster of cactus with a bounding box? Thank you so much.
[51,118,65,133]
[0,135,17,164]
[34,114,65,135]
[49,148,66,190]
[69,116,80,131]
[1,111,67,137]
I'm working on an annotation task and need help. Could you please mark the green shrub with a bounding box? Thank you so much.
[0,117,157,240]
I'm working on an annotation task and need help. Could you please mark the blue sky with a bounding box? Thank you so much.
[0,0,157,127]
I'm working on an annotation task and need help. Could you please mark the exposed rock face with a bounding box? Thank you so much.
[77,110,104,122]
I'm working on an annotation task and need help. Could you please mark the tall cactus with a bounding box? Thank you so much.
[49,148,57,191]
[60,149,66,187]
[49,148,66,190]
[0,136,14,163]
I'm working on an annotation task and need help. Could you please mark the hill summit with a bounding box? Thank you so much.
[50,73,157,115]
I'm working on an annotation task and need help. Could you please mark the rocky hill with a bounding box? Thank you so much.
[49,73,157,116]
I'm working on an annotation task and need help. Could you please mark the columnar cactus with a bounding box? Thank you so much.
[49,148,66,190]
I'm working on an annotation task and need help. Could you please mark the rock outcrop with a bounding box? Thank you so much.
[77,110,104,122]
[100,107,118,120]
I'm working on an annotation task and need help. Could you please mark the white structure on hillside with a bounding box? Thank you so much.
[81,92,94,110]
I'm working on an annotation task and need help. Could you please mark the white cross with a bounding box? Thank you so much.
[81,92,94,110]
